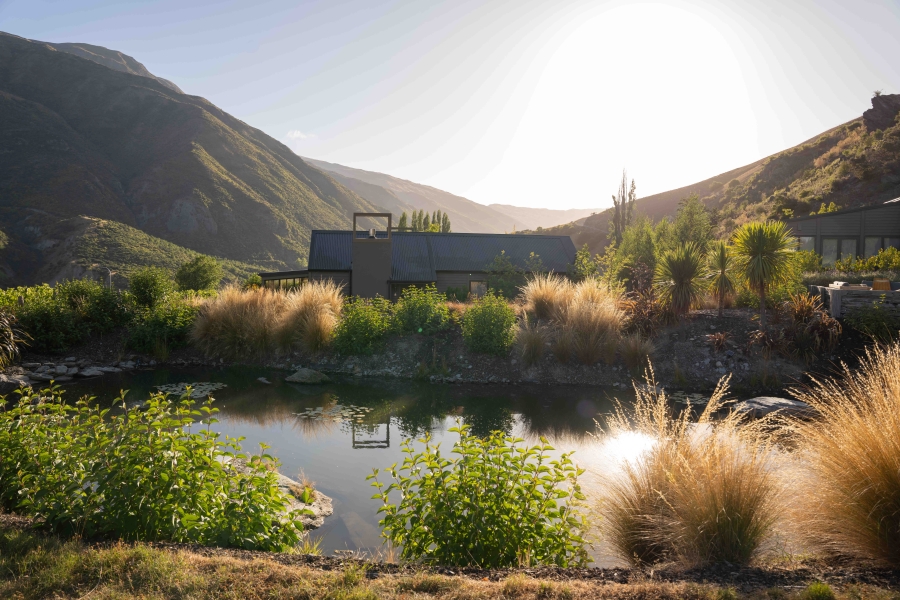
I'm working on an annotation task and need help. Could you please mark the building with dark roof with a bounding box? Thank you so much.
[260,213,577,299]
[786,199,900,266]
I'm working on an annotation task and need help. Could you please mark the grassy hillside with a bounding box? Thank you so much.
[304,157,527,233]
[535,96,900,254]
[0,31,380,283]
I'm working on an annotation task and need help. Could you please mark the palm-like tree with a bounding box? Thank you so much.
[655,242,707,317]
[731,221,797,328]
[708,241,736,318]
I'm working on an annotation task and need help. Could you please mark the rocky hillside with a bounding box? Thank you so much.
[0,32,381,284]
[537,94,900,254]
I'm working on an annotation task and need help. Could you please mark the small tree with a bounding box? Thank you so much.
[441,212,451,233]
[422,212,431,230]
[129,267,175,308]
[731,221,797,328]
[569,244,598,282]
[175,256,223,291]
[673,194,713,253]
[486,251,524,299]
[611,170,637,246]
[655,242,707,317]
[708,241,736,318]
[398,212,408,231]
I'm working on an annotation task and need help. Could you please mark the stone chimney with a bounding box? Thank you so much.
[351,213,392,299]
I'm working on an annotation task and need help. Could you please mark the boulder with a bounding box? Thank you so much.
[76,368,104,377]
[66,367,78,376]
[0,373,32,393]
[863,93,900,132]
[54,365,68,375]
[735,396,814,418]
[285,368,331,384]
[97,366,122,373]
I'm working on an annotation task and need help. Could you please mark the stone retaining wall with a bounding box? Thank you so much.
[809,285,900,318]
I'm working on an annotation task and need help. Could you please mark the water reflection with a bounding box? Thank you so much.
[66,367,633,562]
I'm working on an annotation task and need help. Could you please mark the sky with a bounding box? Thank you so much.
[2,0,900,210]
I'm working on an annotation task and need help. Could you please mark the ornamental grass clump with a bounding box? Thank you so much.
[368,424,589,568]
[520,273,573,321]
[789,342,900,566]
[515,314,547,367]
[554,280,624,364]
[596,370,783,566]
[276,280,344,353]
[190,286,286,359]
[0,387,307,551]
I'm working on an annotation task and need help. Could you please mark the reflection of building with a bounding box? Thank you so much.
[351,421,390,449]
[787,199,900,266]
[261,213,577,299]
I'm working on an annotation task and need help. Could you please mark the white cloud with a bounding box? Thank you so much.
[285,129,315,140]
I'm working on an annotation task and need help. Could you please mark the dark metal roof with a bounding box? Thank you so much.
[307,230,577,281]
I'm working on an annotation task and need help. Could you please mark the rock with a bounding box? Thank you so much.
[22,362,40,369]
[66,367,78,376]
[76,368,104,377]
[119,361,136,369]
[736,396,814,418]
[97,366,122,373]
[54,376,73,382]
[31,373,55,382]
[35,365,49,373]
[64,357,76,362]
[54,365,68,375]
[149,360,157,366]
[0,373,32,392]
[863,93,900,131]
[285,368,331,384]
[257,377,272,384]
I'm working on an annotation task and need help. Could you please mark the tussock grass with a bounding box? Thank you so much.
[619,334,654,373]
[557,281,624,365]
[597,370,783,566]
[191,281,344,359]
[521,273,574,321]
[790,342,900,566]
[516,315,548,367]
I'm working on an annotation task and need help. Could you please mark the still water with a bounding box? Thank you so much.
[66,367,638,564]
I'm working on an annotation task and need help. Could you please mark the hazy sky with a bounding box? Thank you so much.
[3,0,899,209]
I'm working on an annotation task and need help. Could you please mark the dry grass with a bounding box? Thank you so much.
[515,315,548,367]
[556,281,624,365]
[596,369,783,567]
[619,333,654,373]
[789,342,900,566]
[521,273,574,321]
[191,282,344,359]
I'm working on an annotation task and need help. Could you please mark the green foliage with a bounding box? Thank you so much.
[671,194,713,253]
[445,286,468,302]
[397,211,408,231]
[128,297,200,355]
[815,202,839,214]
[0,387,306,550]
[731,221,798,327]
[655,243,708,316]
[129,267,176,308]
[175,256,223,291]
[368,424,589,568]
[569,244,599,282]
[795,249,824,273]
[13,289,87,353]
[0,311,26,367]
[610,171,636,246]
[393,284,450,335]
[56,279,130,334]
[801,583,836,600]
[835,247,900,272]
[242,273,263,290]
[708,241,736,317]
[461,292,516,356]
[486,251,525,299]
[844,294,900,343]
[332,297,394,355]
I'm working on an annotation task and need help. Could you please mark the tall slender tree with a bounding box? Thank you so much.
[423,212,431,230]
[398,211,408,231]
[611,170,637,246]
[412,210,421,232]
[441,212,451,233]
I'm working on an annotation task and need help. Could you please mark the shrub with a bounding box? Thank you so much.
[708,241,736,318]
[57,278,130,334]
[175,256,223,292]
[461,292,516,355]
[486,251,525,299]
[844,294,900,343]
[0,388,307,550]
[0,311,27,367]
[129,296,200,357]
[15,290,86,353]
[393,284,450,335]
[731,221,798,328]
[277,281,344,354]
[368,424,589,567]
[554,281,623,364]
[835,246,900,272]
[242,273,263,289]
[655,242,707,316]
[332,297,394,355]
[515,315,547,367]
[780,293,842,361]
[130,267,175,308]
[445,286,468,302]
[621,288,668,338]
[191,287,287,360]
[619,333,654,373]
[791,342,900,565]
[521,273,573,321]
[597,371,782,566]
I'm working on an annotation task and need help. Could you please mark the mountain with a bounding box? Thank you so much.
[303,158,528,233]
[537,95,900,255]
[488,204,600,230]
[35,41,184,94]
[0,32,382,284]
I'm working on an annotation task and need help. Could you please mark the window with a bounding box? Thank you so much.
[865,237,883,258]
[842,239,857,262]
[888,238,900,250]
[822,238,838,266]
[469,280,487,298]
[797,236,815,252]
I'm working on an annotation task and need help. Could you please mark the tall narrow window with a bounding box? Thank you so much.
[841,239,857,261]
[865,237,883,258]
[798,236,815,252]
[822,238,838,266]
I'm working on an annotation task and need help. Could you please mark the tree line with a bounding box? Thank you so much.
[397,209,451,232]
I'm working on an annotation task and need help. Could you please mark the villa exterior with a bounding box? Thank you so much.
[786,198,900,266]
[260,213,577,299]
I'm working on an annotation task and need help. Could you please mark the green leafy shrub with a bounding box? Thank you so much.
[393,284,450,335]
[56,279,130,333]
[242,273,263,290]
[175,256,224,292]
[130,267,175,308]
[0,311,27,367]
[835,247,900,272]
[445,286,468,302]
[844,294,900,343]
[486,251,525,299]
[368,424,589,567]
[332,297,394,355]
[461,292,516,355]
[128,297,200,355]
[0,388,306,550]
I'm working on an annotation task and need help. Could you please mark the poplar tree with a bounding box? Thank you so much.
[423,212,431,230]
[398,212,408,231]
[441,212,451,232]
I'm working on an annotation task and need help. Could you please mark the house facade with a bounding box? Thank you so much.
[260,213,577,299]
[786,199,900,266]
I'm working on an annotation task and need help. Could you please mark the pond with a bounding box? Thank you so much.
[66,367,646,565]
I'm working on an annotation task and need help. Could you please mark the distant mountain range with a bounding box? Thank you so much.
[537,95,900,255]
